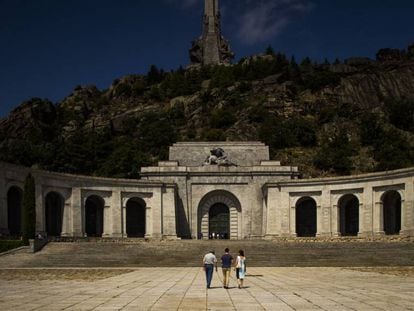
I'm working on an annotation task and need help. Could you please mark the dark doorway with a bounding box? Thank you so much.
[45,192,64,236]
[7,186,23,235]
[296,197,317,237]
[339,195,359,236]
[126,198,146,237]
[209,203,230,239]
[383,191,401,235]
[85,195,104,237]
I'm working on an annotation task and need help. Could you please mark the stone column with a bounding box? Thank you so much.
[332,201,340,237]
[145,205,153,239]
[316,189,330,237]
[71,187,83,237]
[401,181,414,236]
[161,185,178,239]
[316,203,324,237]
[373,194,385,236]
[0,173,8,235]
[102,202,111,237]
[359,187,373,237]
[152,188,162,239]
[61,197,72,237]
[110,190,122,237]
[284,193,296,238]
[146,188,162,239]
[264,187,280,238]
[35,181,45,234]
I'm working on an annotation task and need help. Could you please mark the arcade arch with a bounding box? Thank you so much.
[382,190,401,235]
[125,197,146,237]
[295,197,317,237]
[85,195,104,237]
[45,192,64,236]
[198,190,241,240]
[338,194,359,236]
[7,186,23,235]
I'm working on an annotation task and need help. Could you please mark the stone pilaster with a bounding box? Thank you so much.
[110,190,122,237]
[0,171,8,235]
[71,188,83,237]
[35,181,44,234]
[61,197,72,237]
[161,186,178,239]
[358,187,373,238]
[264,187,280,238]
[317,188,331,237]
[102,202,111,237]
[147,188,162,240]
[401,181,414,236]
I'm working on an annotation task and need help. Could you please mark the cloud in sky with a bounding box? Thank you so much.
[235,0,314,45]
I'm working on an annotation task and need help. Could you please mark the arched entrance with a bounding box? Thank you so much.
[45,192,64,236]
[208,203,230,239]
[382,191,401,235]
[7,186,23,235]
[198,190,241,240]
[296,197,317,237]
[85,195,104,237]
[339,194,359,236]
[126,198,146,237]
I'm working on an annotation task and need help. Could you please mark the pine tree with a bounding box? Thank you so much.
[265,45,275,56]
[22,173,36,244]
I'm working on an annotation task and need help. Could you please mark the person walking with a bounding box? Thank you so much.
[234,249,246,289]
[203,250,217,288]
[221,248,233,289]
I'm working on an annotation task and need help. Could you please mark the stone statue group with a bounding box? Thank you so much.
[203,148,237,166]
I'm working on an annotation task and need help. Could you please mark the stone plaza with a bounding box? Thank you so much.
[0,267,413,310]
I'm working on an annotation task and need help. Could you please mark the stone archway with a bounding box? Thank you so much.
[126,197,146,237]
[198,190,241,240]
[45,192,64,236]
[338,194,359,236]
[85,195,104,237]
[295,197,317,237]
[208,203,230,239]
[7,186,23,236]
[382,191,401,235]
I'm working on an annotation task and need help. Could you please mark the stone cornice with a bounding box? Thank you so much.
[264,167,414,189]
[0,162,176,189]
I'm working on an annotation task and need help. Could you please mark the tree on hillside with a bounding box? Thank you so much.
[313,129,355,175]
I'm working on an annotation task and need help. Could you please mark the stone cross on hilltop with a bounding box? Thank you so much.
[189,0,234,66]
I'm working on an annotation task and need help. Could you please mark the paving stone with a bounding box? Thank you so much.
[0,267,413,310]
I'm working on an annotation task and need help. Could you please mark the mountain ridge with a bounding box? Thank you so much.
[1,44,414,178]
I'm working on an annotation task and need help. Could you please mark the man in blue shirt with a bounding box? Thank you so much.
[221,248,233,289]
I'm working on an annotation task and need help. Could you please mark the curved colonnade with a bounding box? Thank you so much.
[0,161,413,239]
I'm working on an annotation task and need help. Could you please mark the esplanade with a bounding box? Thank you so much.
[1,142,413,240]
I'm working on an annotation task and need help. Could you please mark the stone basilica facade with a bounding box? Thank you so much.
[1,142,413,240]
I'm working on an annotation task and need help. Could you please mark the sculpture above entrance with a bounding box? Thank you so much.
[168,142,270,167]
[203,147,237,166]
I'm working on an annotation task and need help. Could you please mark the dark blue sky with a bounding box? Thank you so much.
[1,0,413,117]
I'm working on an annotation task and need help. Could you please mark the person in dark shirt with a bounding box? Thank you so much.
[221,248,233,289]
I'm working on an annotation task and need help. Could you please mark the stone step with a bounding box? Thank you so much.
[1,240,414,268]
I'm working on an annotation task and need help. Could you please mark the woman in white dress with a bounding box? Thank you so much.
[234,249,246,288]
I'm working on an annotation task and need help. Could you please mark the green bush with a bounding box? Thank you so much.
[210,108,237,129]
[385,98,414,133]
[313,129,355,175]
[0,240,25,253]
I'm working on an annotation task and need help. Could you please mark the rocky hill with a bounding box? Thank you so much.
[1,44,414,178]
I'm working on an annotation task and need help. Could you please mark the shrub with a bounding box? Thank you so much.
[0,240,26,253]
